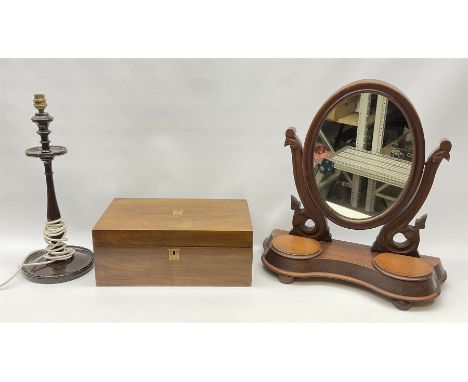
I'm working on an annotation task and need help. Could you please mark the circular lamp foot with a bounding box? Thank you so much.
[21,245,94,284]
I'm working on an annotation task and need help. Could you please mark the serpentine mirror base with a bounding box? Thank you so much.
[262,230,446,310]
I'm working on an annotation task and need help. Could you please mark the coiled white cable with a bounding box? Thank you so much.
[0,218,75,288]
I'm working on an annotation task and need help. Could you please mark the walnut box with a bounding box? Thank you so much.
[92,198,253,286]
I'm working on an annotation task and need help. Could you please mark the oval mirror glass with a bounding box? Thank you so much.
[313,92,413,220]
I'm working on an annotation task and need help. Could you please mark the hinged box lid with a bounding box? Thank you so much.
[93,198,253,248]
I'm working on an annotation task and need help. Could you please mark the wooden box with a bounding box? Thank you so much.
[92,198,253,286]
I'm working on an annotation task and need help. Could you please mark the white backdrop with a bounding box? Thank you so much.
[0,59,467,321]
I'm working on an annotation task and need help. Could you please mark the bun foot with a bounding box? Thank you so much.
[278,274,294,284]
[441,271,447,283]
[392,299,413,310]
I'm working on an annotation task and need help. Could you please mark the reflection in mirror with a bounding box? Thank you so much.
[314,92,413,220]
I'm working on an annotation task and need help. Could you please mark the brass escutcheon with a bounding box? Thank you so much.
[168,248,180,261]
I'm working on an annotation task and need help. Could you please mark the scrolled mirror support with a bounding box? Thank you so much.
[371,139,452,256]
[285,128,332,241]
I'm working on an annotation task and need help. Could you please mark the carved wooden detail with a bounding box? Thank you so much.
[285,127,332,241]
[372,140,452,256]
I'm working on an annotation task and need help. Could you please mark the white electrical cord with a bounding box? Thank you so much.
[0,218,75,288]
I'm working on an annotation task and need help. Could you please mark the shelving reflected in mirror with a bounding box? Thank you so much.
[313,92,413,220]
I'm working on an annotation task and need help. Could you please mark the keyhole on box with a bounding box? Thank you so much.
[168,248,180,261]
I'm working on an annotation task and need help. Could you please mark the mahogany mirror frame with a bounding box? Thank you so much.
[302,79,425,230]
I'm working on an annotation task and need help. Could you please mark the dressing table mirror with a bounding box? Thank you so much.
[262,79,451,310]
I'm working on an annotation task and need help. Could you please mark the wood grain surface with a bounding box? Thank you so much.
[92,198,253,286]
[272,234,321,256]
[95,246,252,286]
[374,252,433,279]
[93,198,253,247]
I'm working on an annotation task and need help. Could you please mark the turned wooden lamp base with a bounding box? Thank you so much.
[21,245,94,284]
[262,230,447,310]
